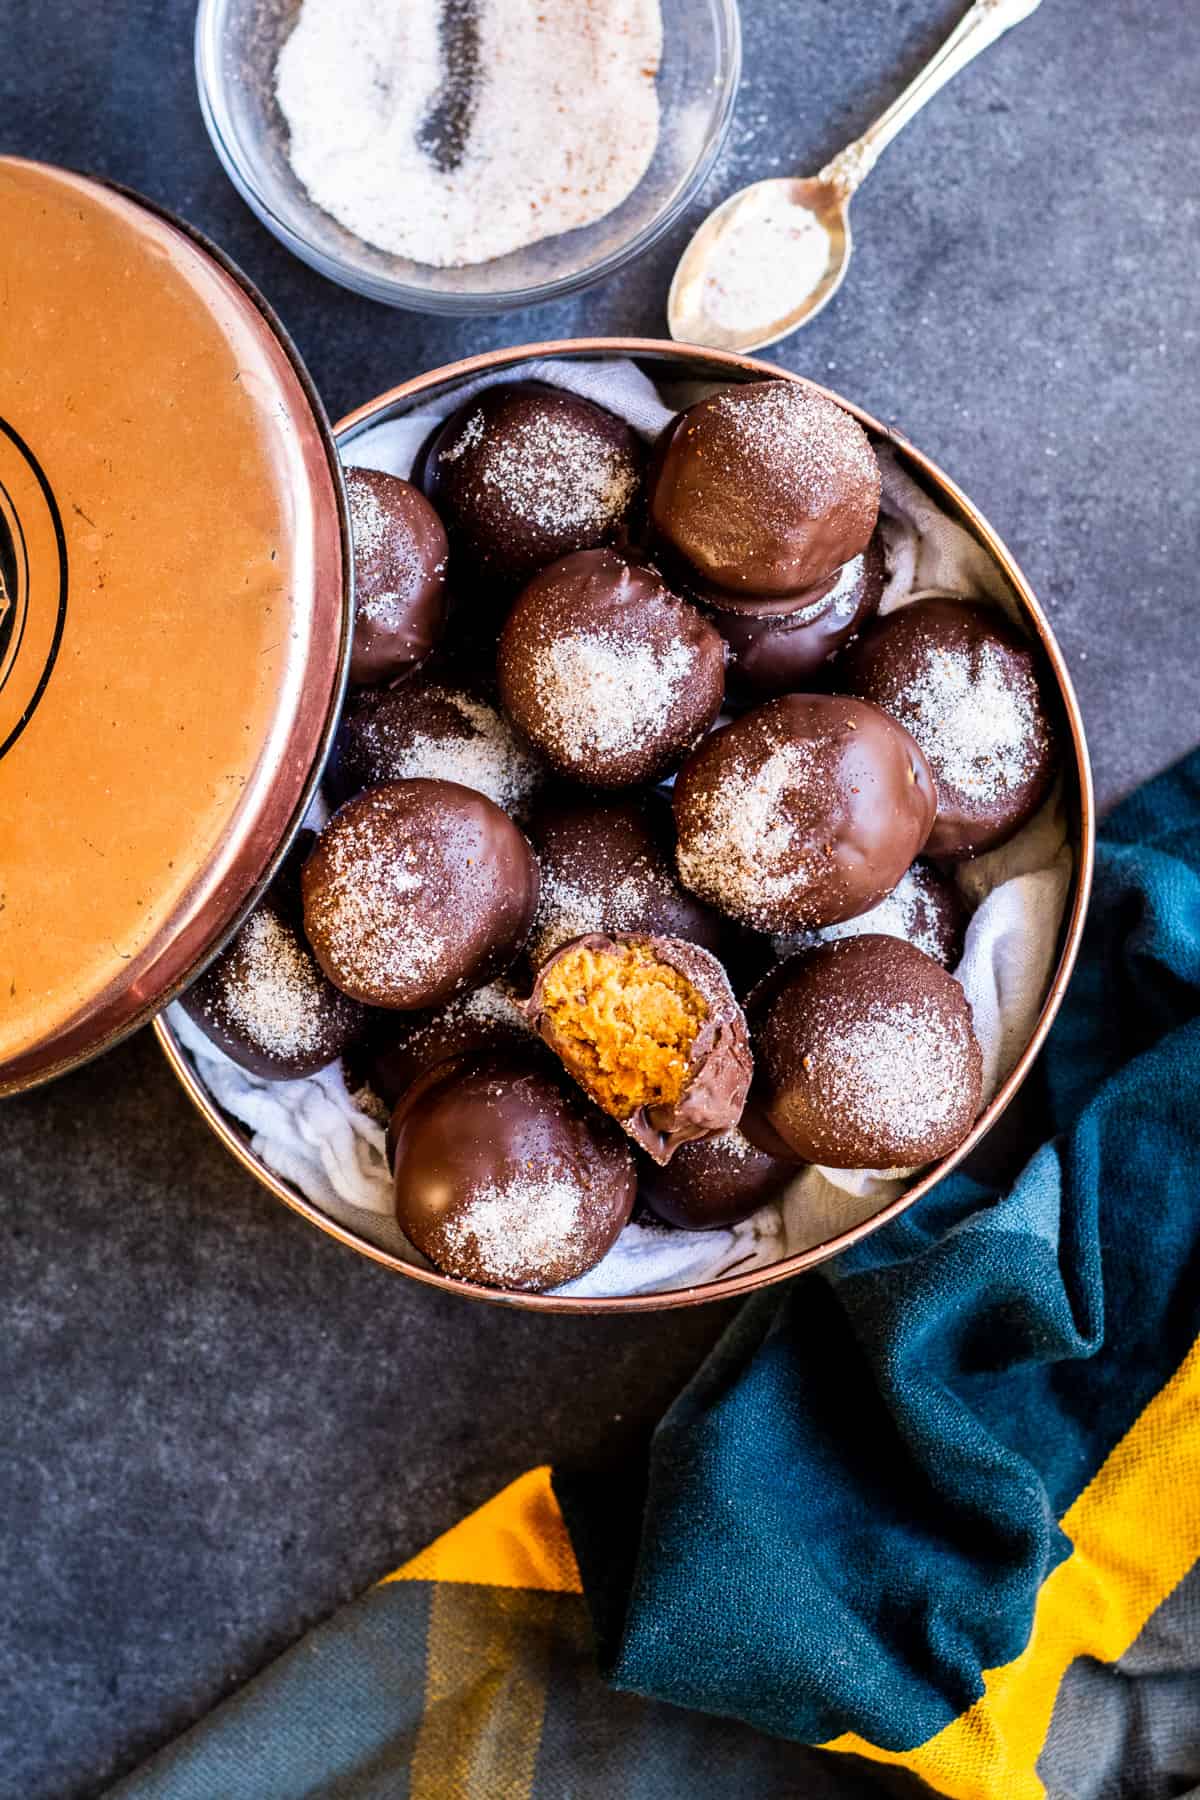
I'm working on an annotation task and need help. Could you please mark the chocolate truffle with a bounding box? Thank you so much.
[497,549,726,789]
[639,1127,796,1230]
[747,935,983,1169]
[391,1050,636,1290]
[347,981,534,1117]
[327,673,544,818]
[715,533,886,700]
[301,779,539,1009]
[526,933,753,1165]
[648,380,881,600]
[672,694,936,934]
[774,859,970,972]
[843,599,1056,859]
[525,789,724,969]
[182,835,365,1080]
[419,381,644,592]
[344,467,449,686]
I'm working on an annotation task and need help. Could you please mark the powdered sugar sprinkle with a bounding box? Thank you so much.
[216,910,335,1060]
[705,383,878,517]
[804,997,975,1157]
[893,641,1044,804]
[308,809,448,993]
[531,857,665,965]
[774,864,959,968]
[677,739,818,927]
[469,410,640,538]
[533,632,693,761]
[354,684,542,817]
[439,1170,589,1287]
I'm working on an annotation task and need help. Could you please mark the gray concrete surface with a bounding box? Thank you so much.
[1,0,1198,1793]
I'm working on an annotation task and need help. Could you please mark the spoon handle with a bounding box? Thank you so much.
[819,0,1043,198]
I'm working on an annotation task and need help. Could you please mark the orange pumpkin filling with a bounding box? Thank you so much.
[539,941,708,1118]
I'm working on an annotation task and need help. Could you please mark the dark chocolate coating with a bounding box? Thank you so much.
[747,935,983,1169]
[327,672,544,818]
[391,1050,636,1290]
[737,1092,811,1163]
[526,932,753,1166]
[419,381,645,593]
[776,858,970,972]
[841,598,1057,859]
[525,788,724,969]
[266,827,318,918]
[344,467,449,686]
[301,779,539,1010]
[182,833,366,1080]
[714,533,886,700]
[672,694,937,934]
[497,549,726,789]
[648,380,881,599]
[346,982,535,1119]
[639,1128,795,1230]
[696,526,885,622]
[670,563,840,621]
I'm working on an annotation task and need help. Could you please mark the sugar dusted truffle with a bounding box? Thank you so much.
[391,1050,636,1291]
[672,694,936,934]
[301,779,539,1009]
[498,549,726,789]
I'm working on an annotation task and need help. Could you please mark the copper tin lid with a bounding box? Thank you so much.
[0,159,350,1095]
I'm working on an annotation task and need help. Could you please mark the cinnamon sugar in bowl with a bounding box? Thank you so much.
[195,0,741,311]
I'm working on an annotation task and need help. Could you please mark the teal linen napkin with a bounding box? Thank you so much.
[559,751,1200,1792]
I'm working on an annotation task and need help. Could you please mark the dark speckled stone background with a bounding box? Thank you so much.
[2,1,1198,1794]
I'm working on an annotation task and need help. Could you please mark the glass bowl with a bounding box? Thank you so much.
[194,0,742,313]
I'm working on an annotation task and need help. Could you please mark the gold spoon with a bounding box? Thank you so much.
[668,0,1044,354]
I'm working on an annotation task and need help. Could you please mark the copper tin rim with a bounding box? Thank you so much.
[155,338,1095,1314]
[0,164,353,1096]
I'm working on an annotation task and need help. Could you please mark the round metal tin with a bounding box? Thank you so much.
[157,338,1094,1312]
[0,159,351,1095]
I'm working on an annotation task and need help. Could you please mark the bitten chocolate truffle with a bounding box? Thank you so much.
[344,467,449,686]
[497,549,726,789]
[182,834,365,1079]
[301,779,539,1010]
[774,859,970,972]
[525,789,724,969]
[714,533,886,699]
[747,935,983,1169]
[526,933,753,1165]
[391,1050,637,1290]
[419,381,644,592]
[843,599,1057,859]
[639,1127,796,1230]
[648,380,881,600]
[328,673,544,817]
[672,694,936,934]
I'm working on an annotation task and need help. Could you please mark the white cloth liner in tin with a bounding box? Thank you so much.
[167,357,1074,1298]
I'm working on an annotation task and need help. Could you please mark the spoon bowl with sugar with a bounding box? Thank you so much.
[668,0,1043,354]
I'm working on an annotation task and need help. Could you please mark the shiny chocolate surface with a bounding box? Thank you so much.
[673,693,937,933]
[391,1049,636,1290]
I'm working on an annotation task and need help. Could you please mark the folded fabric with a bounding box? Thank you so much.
[560,748,1200,1795]
[115,751,1200,1798]
[110,1469,892,1799]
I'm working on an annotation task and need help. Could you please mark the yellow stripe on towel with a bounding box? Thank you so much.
[381,1465,583,1595]
[823,1332,1200,1799]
